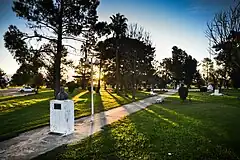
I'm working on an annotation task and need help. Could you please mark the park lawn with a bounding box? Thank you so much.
[0,88,150,141]
[70,89,150,118]
[36,90,240,160]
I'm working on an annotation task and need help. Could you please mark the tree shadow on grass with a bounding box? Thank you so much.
[106,89,131,105]
[156,102,240,157]
[0,99,51,142]
[127,104,239,159]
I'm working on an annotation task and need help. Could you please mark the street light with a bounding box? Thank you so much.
[85,57,99,123]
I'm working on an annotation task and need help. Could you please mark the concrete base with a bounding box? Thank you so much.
[210,93,223,96]
[50,100,74,135]
[210,89,223,96]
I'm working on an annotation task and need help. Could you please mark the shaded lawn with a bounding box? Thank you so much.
[0,89,150,141]
[36,91,240,160]
[222,89,240,97]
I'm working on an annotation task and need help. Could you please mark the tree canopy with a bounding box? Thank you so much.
[4,0,100,97]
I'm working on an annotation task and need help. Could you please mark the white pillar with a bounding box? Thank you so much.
[90,57,94,122]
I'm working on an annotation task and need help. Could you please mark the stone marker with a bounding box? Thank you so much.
[50,87,74,135]
[210,89,223,96]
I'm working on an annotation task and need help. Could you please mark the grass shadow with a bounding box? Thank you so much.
[106,89,129,106]
[127,104,239,159]
[0,99,51,141]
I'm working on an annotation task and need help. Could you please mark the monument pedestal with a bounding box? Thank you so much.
[210,89,223,96]
[50,100,74,135]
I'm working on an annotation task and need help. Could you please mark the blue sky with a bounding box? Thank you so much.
[0,0,234,75]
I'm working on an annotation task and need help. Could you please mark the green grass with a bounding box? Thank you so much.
[0,88,150,141]
[35,90,240,160]
[72,89,150,118]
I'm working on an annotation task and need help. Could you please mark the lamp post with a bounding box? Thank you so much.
[85,57,99,123]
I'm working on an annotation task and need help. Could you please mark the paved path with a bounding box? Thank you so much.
[0,90,177,160]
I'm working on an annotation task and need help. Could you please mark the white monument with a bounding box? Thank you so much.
[210,89,223,96]
[50,100,74,135]
[176,85,180,90]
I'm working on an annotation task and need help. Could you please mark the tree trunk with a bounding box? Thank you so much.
[55,0,63,98]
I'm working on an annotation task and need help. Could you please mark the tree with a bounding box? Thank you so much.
[4,0,99,97]
[171,46,186,84]
[160,46,197,88]
[159,58,172,87]
[184,55,197,87]
[30,73,44,93]
[11,63,35,86]
[0,69,7,89]
[40,42,73,89]
[201,58,214,82]
[194,70,205,89]
[206,1,240,88]
[95,41,106,90]
[109,13,128,94]
[98,36,155,99]
[75,58,91,90]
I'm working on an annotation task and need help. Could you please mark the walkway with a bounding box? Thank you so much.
[0,90,177,160]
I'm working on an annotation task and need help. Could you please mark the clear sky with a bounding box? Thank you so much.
[0,0,234,75]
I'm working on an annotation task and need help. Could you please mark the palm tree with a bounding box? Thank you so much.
[109,13,128,93]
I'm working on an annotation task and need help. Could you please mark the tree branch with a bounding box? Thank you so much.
[22,35,56,42]
[36,21,58,34]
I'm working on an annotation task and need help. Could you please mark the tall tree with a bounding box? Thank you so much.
[201,57,214,82]
[206,1,240,88]
[184,55,198,87]
[39,42,73,89]
[161,46,197,87]
[75,58,91,89]
[109,13,128,94]
[11,64,33,86]
[171,46,186,85]
[4,0,99,97]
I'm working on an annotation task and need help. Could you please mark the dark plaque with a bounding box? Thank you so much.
[54,103,61,110]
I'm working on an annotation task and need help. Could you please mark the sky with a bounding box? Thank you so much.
[0,0,234,76]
